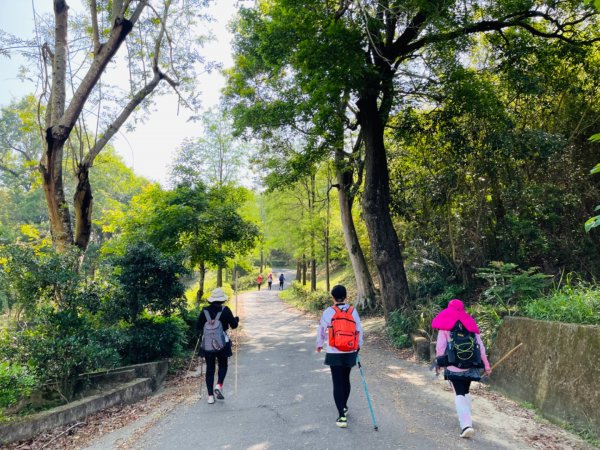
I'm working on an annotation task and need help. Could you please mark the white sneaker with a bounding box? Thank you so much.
[460,427,475,438]
[207,395,215,404]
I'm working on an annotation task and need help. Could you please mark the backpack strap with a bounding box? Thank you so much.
[204,309,223,322]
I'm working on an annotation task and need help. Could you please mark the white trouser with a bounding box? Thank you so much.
[454,395,472,429]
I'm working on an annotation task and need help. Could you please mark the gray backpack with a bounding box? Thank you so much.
[201,309,227,352]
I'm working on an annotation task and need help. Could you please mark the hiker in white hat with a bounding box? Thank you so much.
[197,288,239,404]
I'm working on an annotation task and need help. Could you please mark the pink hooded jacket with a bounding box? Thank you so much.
[432,300,490,372]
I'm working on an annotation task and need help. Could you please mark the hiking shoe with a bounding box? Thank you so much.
[336,415,348,428]
[460,427,475,438]
[214,385,224,400]
[207,395,215,404]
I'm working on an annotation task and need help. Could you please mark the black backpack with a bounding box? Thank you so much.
[444,321,484,368]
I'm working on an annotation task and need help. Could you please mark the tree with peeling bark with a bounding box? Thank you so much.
[226,0,600,319]
[4,0,212,252]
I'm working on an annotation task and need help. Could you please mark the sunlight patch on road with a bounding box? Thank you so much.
[247,443,271,450]
[385,365,427,386]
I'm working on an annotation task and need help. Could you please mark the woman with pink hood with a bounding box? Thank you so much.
[432,299,492,439]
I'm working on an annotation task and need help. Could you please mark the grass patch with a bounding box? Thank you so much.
[524,284,600,325]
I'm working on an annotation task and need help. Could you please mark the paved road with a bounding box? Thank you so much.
[84,270,590,449]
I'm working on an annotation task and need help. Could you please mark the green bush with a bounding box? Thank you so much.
[469,303,503,351]
[124,315,188,364]
[281,281,330,313]
[524,285,600,325]
[2,310,123,401]
[476,261,551,313]
[109,242,188,322]
[387,310,418,348]
[0,361,37,409]
[179,307,202,350]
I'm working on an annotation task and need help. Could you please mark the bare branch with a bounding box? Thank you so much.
[83,71,162,166]
[89,0,101,55]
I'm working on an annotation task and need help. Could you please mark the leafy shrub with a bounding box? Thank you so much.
[387,310,418,348]
[414,301,442,341]
[524,284,600,325]
[8,310,123,401]
[0,243,83,317]
[178,307,202,350]
[109,242,188,322]
[0,361,37,409]
[476,261,551,313]
[123,315,188,364]
[432,284,465,309]
[468,303,503,351]
[281,281,330,313]
[405,240,457,302]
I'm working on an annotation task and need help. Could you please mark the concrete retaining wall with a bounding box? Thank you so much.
[491,317,600,436]
[0,360,169,445]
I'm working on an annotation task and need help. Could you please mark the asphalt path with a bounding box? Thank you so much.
[126,270,443,449]
[84,270,590,449]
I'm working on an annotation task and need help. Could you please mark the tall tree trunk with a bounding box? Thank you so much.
[196,261,206,307]
[358,94,411,319]
[310,174,317,292]
[74,164,93,249]
[41,137,73,252]
[260,247,264,273]
[42,0,139,252]
[217,264,223,287]
[325,178,331,294]
[302,254,307,286]
[296,260,302,282]
[334,150,378,310]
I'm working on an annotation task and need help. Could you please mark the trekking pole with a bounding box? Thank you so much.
[490,342,523,372]
[357,355,378,431]
[479,343,523,386]
[187,336,201,374]
[235,270,239,396]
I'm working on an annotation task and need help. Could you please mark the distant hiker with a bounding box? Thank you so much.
[197,288,239,405]
[256,274,263,291]
[278,273,285,290]
[432,299,491,438]
[316,284,363,428]
[267,272,273,290]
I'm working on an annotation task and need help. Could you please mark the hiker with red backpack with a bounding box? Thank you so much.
[432,299,492,439]
[316,285,363,428]
[197,288,239,405]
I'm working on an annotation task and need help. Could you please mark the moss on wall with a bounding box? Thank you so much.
[491,317,600,437]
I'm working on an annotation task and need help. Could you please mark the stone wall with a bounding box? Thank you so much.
[0,360,169,445]
[491,317,600,436]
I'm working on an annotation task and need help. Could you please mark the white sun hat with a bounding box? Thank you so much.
[207,288,228,303]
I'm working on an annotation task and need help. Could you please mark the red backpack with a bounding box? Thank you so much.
[328,306,359,351]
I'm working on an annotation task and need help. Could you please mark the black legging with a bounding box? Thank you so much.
[205,353,228,396]
[450,379,471,396]
[330,366,352,416]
